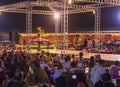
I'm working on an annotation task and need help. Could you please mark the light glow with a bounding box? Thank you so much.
[68,0,72,4]
[54,13,60,19]
[92,10,95,15]
[118,13,120,20]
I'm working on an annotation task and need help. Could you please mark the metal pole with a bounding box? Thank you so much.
[94,8,101,52]
[26,1,32,53]
[55,15,59,50]
[62,0,68,55]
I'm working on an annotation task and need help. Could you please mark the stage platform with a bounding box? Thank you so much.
[30,49,120,61]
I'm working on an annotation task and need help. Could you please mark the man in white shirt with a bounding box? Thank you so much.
[90,59,106,85]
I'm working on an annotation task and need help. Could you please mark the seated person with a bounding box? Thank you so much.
[94,73,115,87]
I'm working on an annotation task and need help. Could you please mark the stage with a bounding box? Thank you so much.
[30,49,120,61]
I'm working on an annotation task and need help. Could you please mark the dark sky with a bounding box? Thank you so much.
[0,0,120,33]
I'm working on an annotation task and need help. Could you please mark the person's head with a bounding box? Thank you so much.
[95,54,101,60]
[102,73,111,81]
[90,56,94,61]
[14,71,23,81]
[94,80,103,87]
[71,62,77,68]
[65,55,70,62]
[37,53,40,56]
[79,52,83,57]
[41,50,44,54]
[77,72,86,82]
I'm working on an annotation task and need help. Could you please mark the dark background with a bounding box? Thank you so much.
[0,0,120,33]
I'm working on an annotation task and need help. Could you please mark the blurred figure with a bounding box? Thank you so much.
[109,60,120,80]
[64,55,71,70]
[71,54,76,62]
[67,79,78,87]
[89,56,95,68]
[77,72,89,87]
[102,73,115,87]
[94,73,115,87]
[55,76,67,87]
[0,60,7,87]
[40,83,49,87]
[77,52,85,68]
[33,62,50,84]
[90,60,106,85]
[53,62,64,83]
[6,70,27,87]
[39,50,47,63]
[70,62,77,72]
[39,60,49,70]
[83,39,88,49]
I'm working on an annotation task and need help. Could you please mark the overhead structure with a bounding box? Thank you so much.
[0,0,120,14]
[0,0,120,52]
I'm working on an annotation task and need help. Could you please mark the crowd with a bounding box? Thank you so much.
[0,49,119,87]
[74,38,120,54]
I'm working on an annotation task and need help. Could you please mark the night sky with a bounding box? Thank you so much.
[0,0,120,33]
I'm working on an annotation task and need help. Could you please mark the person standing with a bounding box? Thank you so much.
[71,54,76,63]
[109,60,120,87]
[53,62,64,83]
[77,52,84,68]
[109,60,120,80]
[83,39,88,49]
[90,60,106,85]
[33,62,50,84]
[64,55,71,70]
[89,56,95,68]
[0,60,7,87]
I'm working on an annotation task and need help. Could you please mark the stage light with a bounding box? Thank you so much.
[68,0,72,4]
[54,12,60,19]
[92,10,95,15]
